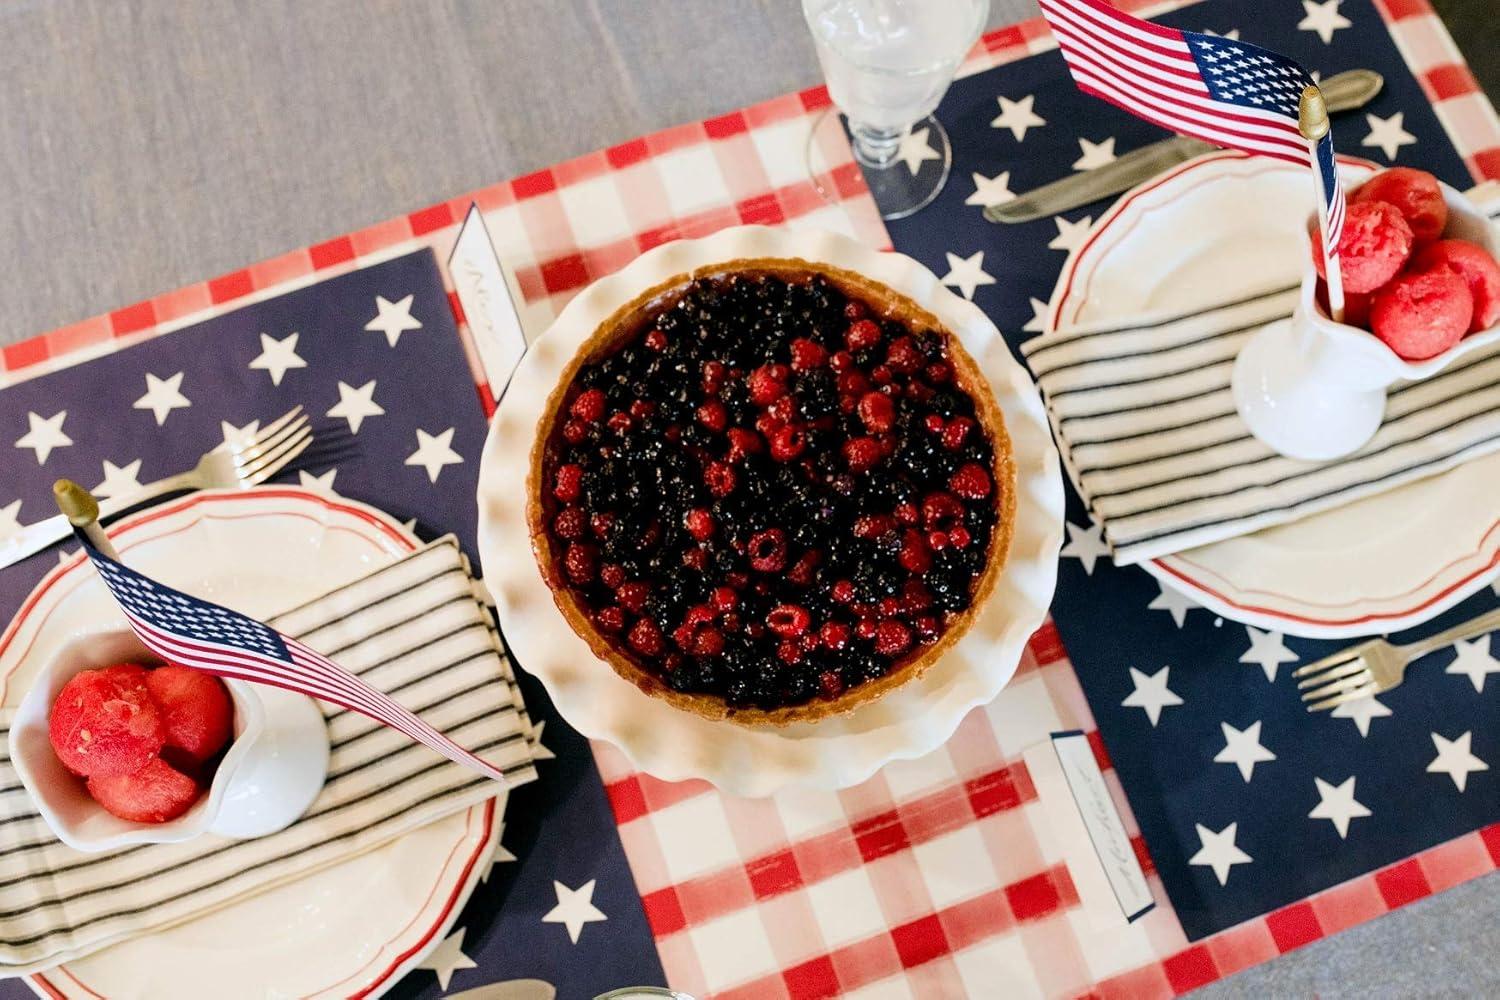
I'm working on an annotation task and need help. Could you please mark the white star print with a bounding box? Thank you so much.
[247,331,307,386]
[94,459,144,500]
[543,879,608,943]
[965,171,1014,208]
[1361,111,1417,162]
[1022,297,1050,334]
[1048,215,1093,253]
[1188,822,1252,886]
[1148,581,1199,628]
[895,127,942,175]
[1309,776,1370,838]
[1298,0,1352,44]
[132,372,191,427]
[1239,626,1298,682]
[405,427,464,483]
[1122,665,1183,726]
[482,828,517,883]
[939,250,995,301]
[1331,694,1391,738]
[1427,732,1488,792]
[1204,28,1242,40]
[529,719,556,761]
[57,549,74,566]
[1072,137,1118,171]
[1060,518,1109,575]
[298,468,338,494]
[0,499,21,541]
[402,516,420,535]
[14,410,73,465]
[415,928,476,990]
[991,94,1046,141]
[1214,721,1275,782]
[365,293,423,347]
[220,419,261,450]
[326,379,385,434]
[1447,636,1500,693]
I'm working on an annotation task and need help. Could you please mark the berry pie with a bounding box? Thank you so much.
[528,259,1014,724]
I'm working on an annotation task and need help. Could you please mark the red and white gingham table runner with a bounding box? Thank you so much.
[3,1,1497,996]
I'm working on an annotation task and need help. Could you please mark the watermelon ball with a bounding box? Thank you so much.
[1310,201,1414,294]
[1371,266,1474,361]
[87,756,201,824]
[1411,239,1500,333]
[146,665,233,765]
[48,664,165,778]
[1351,167,1448,245]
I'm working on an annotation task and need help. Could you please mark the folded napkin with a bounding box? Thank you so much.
[0,536,534,974]
[1023,185,1500,565]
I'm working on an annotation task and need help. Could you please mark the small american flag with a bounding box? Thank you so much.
[1038,0,1345,267]
[77,531,510,785]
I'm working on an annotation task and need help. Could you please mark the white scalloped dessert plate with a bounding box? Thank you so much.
[477,225,1064,796]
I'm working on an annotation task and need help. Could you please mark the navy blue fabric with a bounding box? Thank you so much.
[0,250,665,996]
[887,0,1495,941]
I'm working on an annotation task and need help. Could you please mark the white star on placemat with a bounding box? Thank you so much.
[1331,694,1391,738]
[14,410,73,464]
[940,251,995,301]
[482,827,518,883]
[405,427,464,483]
[365,293,423,347]
[529,719,557,761]
[1022,297,1050,334]
[133,373,190,427]
[1309,776,1370,839]
[1362,111,1416,161]
[1447,636,1500,693]
[1060,518,1108,575]
[965,171,1014,208]
[416,928,477,990]
[1188,822,1251,885]
[326,379,385,434]
[248,331,307,386]
[896,128,942,176]
[1072,137,1117,171]
[1214,721,1275,782]
[1297,0,1351,44]
[0,499,21,541]
[94,459,144,500]
[220,418,261,449]
[1147,580,1199,628]
[1048,215,1093,253]
[991,94,1046,140]
[1239,626,1298,682]
[544,879,607,944]
[1427,732,1488,792]
[298,468,338,494]
[1203,28,1241,40]
[1122,665,1182,726]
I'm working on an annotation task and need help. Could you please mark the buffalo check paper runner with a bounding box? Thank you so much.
[0,0,1497,998]
[0,537,533,975]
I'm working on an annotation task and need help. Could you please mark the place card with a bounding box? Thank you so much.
[448,203,529,402]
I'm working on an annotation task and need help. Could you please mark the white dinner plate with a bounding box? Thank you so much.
[1049,150,1500,639]
[477,225,1064,796]
[0,488,499,999]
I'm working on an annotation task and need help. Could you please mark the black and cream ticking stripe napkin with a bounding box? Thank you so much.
[1023,185,1500,566]
[0,536,533,974]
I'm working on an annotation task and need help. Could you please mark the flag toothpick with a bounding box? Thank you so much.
[53,479,117,560]
[1298,86,1346,324]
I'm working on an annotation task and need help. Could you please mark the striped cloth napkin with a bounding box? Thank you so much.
[0,536,534,974]
[1023,185,1500,566]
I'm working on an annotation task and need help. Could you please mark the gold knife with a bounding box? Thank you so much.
[984,69,1385,224]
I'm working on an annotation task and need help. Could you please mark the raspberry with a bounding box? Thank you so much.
[901,579,934,612]
[829,350,855,373]
[926,362,952,384]
[630,399,657,420]
[831,579,856,604]
[820,670,845,697]
[837,371,871,396]
[878,597,902,618]
[628,618,664,657]
[950,462,992,500]
[702,360,728,392]
[846,318,881,351]
[769,425,807,462]
[644,329,667,351]
[754,412,782,437]
[895,502,919,524]
[820,621,851,651]
[727,427,763,461]
[843,300,866,321]
[843,436,882,473]
[595,606,626,632]
[692,627,725,657]
[553,507,587,540]
[696,400,728,432]
[682,547,709,571]
[553,464,584,503]
[915,615,940,640]
[616,582,650,613]
[564,543,597,584]
[562,419,588,444]
[788,550,821,586]
[928,530,950,551]
[854,514,894,539]
[898,530,931,574]
[685,508,715,541]
[790,337,828,371]
[748,528,788,572]
[748,364,789,405]
[922,491,964,528]
[711,586,739,613]
[871,364,894,385]
[923,413,945,434]
[704,460,737,497]
[886,337,922,373]
[607,411,633,434]
[855,618,878,641]
[590,511,616,537]
[777,639,803,664]
[571,388,606,423]
[949,526,972,549]
[599,561,624,590]
[941,417,975,452]
[875,620,912,657]
[857,391,895,434]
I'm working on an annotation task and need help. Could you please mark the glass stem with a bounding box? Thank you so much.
[849,121,903,170]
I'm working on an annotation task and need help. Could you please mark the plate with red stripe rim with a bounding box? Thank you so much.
[1048,149,1500,639]
[0,488,499,1000]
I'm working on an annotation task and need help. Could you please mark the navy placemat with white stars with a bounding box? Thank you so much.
[886,0,1499,942]
[0,249,666,997]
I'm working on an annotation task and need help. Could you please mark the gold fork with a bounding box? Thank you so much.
[1295,605,1500,711]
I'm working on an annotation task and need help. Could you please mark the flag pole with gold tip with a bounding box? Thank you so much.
[1299,85,1345,325]
[53,479,119,561]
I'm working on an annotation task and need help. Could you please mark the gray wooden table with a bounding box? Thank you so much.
[2,1,1496,996]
